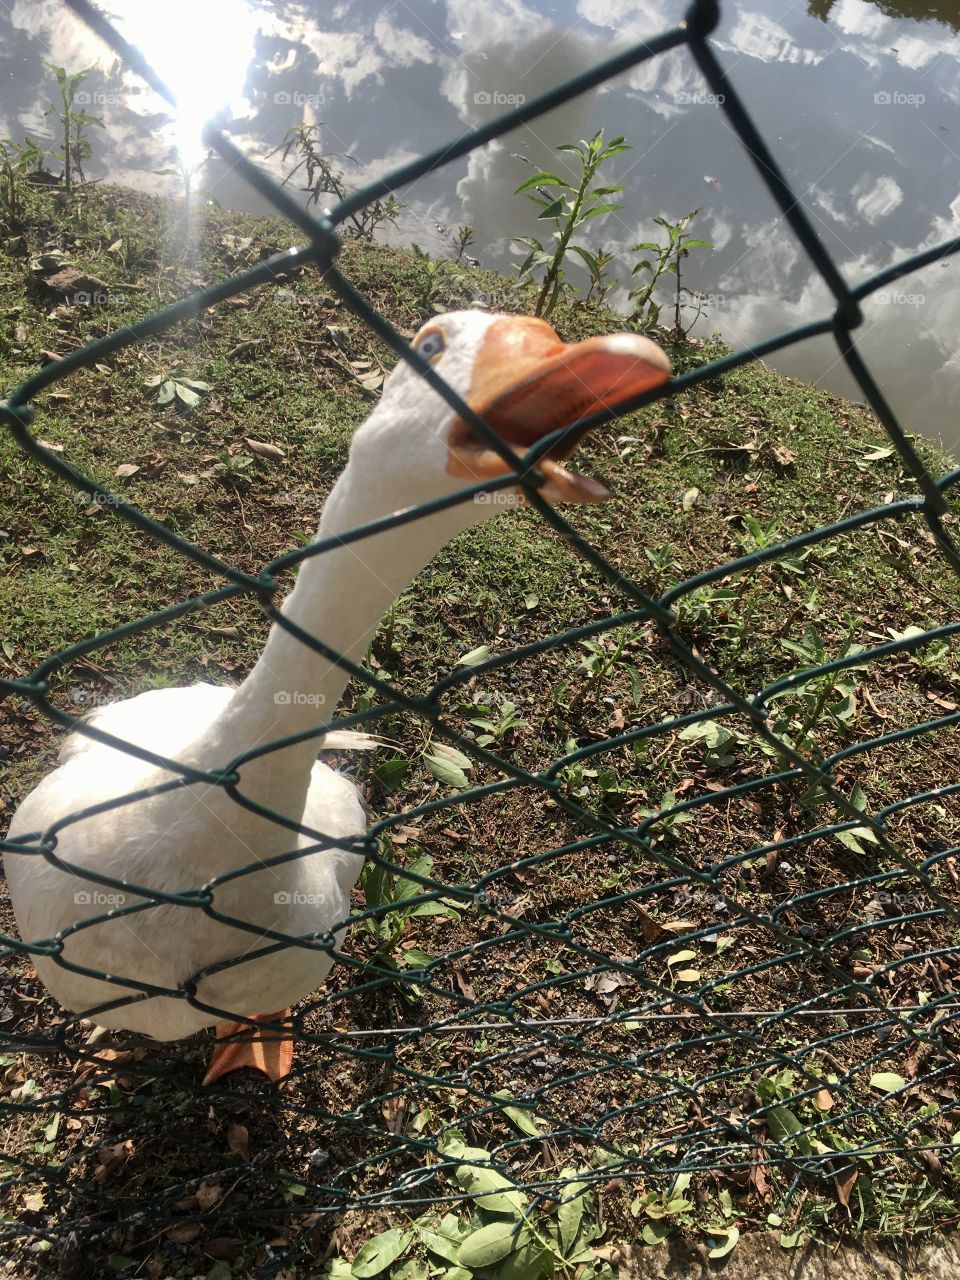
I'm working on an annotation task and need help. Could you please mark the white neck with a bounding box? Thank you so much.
[186,461,480,823]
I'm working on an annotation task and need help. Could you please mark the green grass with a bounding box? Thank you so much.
[1,181,959,1278]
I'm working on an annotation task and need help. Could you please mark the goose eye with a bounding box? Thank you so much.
[415,329,446,361]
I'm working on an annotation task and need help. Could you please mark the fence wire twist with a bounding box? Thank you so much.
[1,0,959,1267]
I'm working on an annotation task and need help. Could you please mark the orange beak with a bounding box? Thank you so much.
[447,315,671,503]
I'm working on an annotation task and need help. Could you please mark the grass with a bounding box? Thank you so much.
[1,180,959,1278]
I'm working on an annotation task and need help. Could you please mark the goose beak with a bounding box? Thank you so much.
[447,314,671,503]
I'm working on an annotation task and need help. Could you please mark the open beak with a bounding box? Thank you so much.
[447,315,672,503]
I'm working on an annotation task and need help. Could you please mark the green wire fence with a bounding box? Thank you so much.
[1,0,959,1270]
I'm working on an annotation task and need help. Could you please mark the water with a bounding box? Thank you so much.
[1,0,957,450]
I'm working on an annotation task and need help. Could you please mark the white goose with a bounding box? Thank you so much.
[5,310,670,1083]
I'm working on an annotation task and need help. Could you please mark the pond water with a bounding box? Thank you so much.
[1,0,957,451]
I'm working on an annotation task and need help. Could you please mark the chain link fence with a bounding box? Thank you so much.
[1,0,959,1271]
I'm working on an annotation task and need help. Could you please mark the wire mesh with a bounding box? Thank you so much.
[1,0,959,1270]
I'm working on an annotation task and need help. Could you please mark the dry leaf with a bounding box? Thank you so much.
[166,1222,202,1244]
[772,444,797,466]
[37,439,65,452]
[226,1122,249,1159]
[630,904,664,943]
[452,965,476,1001]
[115,463,140,478]
[835,1167,858,1208]
[245,438,286,460]
[196,1181,223,1211]
[204,1238,241,1261]
[747,1150,772,1202]
[814,1088,834,1111]
[381,1095,410,1135]
[94,1139,134,1184]
[23,1192,45,1211]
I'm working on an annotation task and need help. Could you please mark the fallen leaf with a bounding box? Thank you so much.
[452,965,476,1001]
[94,1139,134,1184]
[771,444,797,466]
[814,1088,834,1111]
[226,339,264,359]
[226,1122,249,1159]
[381,1095,410,1135]
[245,438,286,459]
[835,1167,858,1208]
[115,463,140,478]
[204,1238,241,1261]
[166,1222,202,1245]
[196,1181,223,1211]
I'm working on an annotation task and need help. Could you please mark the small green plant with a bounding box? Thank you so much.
[412,243,453,318]
[143,371,212,409]
[558,739,634,810]
[357,843,459,998]
[453,224,476,263]
[45,63,103,192]
[673,584,738,629]
[678,717,750,767]
[738,513,816,576]
[513,129,629,317]
[467,696,525,746]
[268,124,403,239]
[628,209,713,334]
[766,626,869,759]
[0,137,44,227]
[582,244,618,306]
[887,624,953,672]
[635,789,696,842]
[323,1135,611,1280]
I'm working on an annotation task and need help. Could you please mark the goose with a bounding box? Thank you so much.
[5,310,671,1084]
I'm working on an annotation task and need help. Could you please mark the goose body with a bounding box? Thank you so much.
[8,685,367,1039]
[5,311,670,1068]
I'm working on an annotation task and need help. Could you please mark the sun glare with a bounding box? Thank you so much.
[109,0,258,167]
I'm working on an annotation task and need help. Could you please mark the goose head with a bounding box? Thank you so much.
[347,310,671,510]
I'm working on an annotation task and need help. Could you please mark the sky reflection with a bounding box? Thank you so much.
[0,0,956,448]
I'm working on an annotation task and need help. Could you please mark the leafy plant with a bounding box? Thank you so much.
[582,244,618,307]
[559,740,632,810]
[628,209,713,334]
[268,124,403,240]
[453,224,476,264]
[635,790,696,842]
[513,129,630,317]
[0,137,44,227]
[411,243,453,318]
[467,696,525,746]
[357,842,459,997]
[678,717,750,768]
[143,372,212,409]
[44,63,103,192]
[887,624,952,672]
[766,627,869,759]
